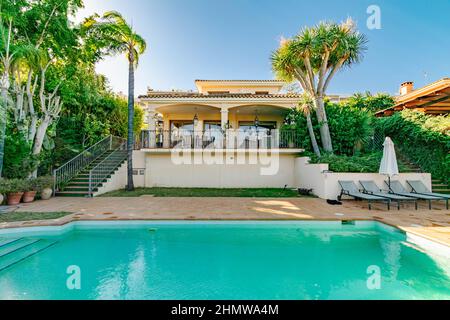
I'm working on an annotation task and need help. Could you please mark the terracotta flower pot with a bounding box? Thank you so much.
[40,188,53,200]
[23,191,37,203]
[7,192,24,206]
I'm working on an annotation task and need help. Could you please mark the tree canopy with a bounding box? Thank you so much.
[272,19,368,153]
[0,0,144,178]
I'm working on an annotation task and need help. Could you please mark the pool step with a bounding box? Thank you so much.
[0,239,58,272]
[0,238,21,247]
[0,238,41,258]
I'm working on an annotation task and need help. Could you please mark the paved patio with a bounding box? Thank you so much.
[1,197,449,247]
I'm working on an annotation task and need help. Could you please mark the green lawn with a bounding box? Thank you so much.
[0,212,72,223]
[101,188,306,198]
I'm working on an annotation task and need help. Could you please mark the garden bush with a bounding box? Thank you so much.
[283,101,374,156]
[375,110,450,183]
[307,152,408,173]
[3,123,39,179]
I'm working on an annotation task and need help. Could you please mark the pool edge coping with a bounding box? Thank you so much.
[0,217,449,253]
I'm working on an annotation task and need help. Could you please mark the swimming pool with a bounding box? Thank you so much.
[0,221,448,300]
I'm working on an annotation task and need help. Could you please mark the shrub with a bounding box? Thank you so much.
[3,124,39,179]
[283,101,374,156]
[345,92,395,113]
[375,110,450,183]
[36,176,54,191]
[25,178,40,192]
[307,152,409,173]
[0,179,27,193]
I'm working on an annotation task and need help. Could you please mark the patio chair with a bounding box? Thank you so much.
[360,181,418,210]
[407,180,449,210]
[338,181,391,210]
[386,181,443,210]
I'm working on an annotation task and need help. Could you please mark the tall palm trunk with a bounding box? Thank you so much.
[0,71,9,177]
[306,113,321,157]
[0,100,6,178]
[314,96,333,152]
[126,57,135,191]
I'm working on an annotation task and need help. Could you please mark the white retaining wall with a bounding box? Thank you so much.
[98,153,432,199]
[138,151,296,188]
[295,157,432,200]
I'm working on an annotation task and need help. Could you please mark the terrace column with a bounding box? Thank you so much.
[147,111,157,148]
[220,107,229,129]
[221,106,231,148]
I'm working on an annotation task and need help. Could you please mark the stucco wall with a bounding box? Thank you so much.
[138,151,296,188]
[98,154,432,198]
[295,157,432,200]
[95,162,127,196]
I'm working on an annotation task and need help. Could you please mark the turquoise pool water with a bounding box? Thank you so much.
[0,221,448,300]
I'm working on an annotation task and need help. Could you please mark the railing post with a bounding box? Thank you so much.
[88,171,93,197]
[52,169,57,196]
[109,135,113,151]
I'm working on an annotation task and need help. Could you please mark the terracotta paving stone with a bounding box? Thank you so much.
[0,197,449,247]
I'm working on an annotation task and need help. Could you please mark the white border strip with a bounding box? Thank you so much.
[0,220,447,259]
[407,232,450,258]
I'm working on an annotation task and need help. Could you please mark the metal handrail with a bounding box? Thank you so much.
[53,136,113,193]
[88,138,127,197]
[136,129,303,150]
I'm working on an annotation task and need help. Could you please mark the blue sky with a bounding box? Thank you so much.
[77,0,450,96]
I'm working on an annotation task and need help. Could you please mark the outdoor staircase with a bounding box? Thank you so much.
[54,136,127,198]
[0,237,58,272]
[432,179,450,195]
[55,150,127,197]
[397,152,450,194]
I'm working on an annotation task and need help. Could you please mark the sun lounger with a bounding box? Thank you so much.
[338,181,390,210]
[407,180,449,210]
[360,181,418,210]
[387,181,443,210]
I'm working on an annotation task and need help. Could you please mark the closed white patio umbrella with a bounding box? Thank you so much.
[379,137,399,188]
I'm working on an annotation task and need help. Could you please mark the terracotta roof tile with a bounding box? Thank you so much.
[194,79,285,83]
[138,92,302,99]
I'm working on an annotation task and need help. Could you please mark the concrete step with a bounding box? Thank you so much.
[66,182,90,187]
[432,184,448,188]
[433,188,450,193]
[55,191,89,197]
[55,152,126,198]
[75,174,113,179]
[64,186,98,192]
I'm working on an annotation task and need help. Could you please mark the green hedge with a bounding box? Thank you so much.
[307,152,409,173]
[375,110,450,183]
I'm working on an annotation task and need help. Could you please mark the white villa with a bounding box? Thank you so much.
[54,79,432,200]
[112,80,345,190]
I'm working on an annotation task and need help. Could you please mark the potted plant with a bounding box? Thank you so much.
[23,178,39,203]
[4,179,26,205]
[37,176,54,200]
[0,179,6,205]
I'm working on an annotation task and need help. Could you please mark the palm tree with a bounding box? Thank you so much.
[298,93,321,157]
[272,19,367,153]
[0,19,13,177]
[84,11,147,191]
